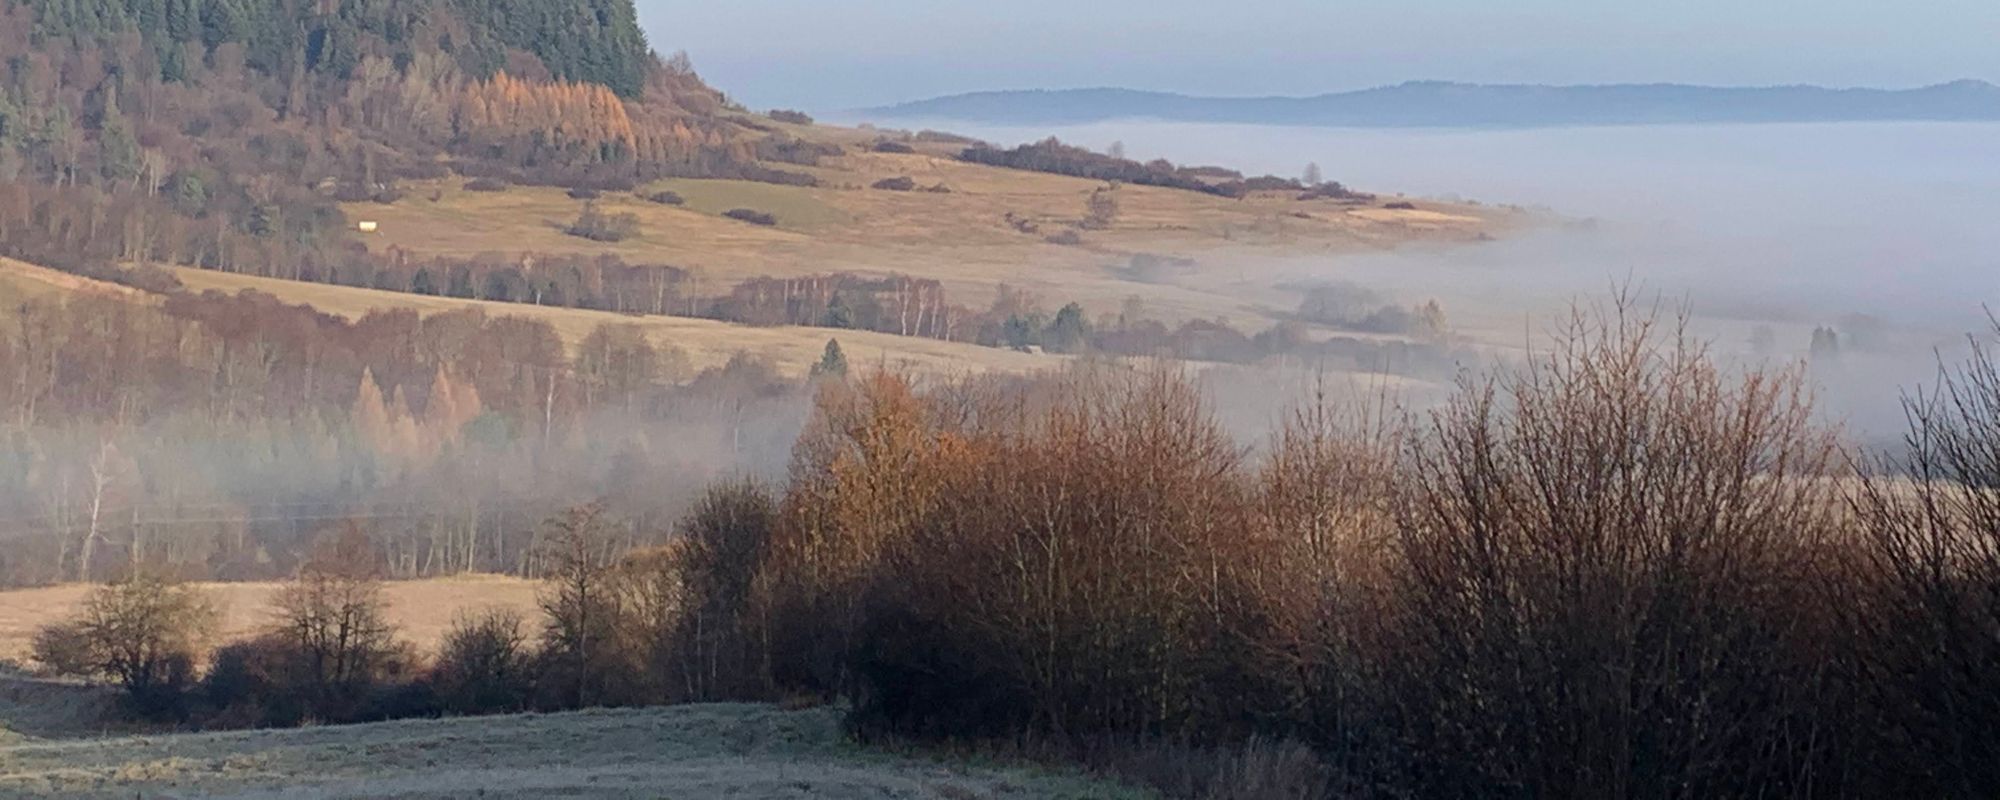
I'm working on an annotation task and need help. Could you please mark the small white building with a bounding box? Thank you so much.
[357,221,380,233]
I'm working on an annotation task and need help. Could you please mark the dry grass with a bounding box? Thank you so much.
[0,575,542,666]
[353,147,1514,329]
[172,268,1062,378]
[0,703,1148,798]
[0,258,147,309]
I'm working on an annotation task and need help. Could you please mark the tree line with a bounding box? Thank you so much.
[30,299,2000,798]
[0,287,810,588]
[0,0,773,283]
[959,137,1370,201]
[0,176,1470,381]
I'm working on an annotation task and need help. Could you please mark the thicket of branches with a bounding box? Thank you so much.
[30,302,2000,798]
[715,305,1999,797]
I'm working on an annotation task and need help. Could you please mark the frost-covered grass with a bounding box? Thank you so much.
[0,703,1150,799]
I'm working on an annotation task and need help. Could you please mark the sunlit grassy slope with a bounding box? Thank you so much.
[172,268,1060,378]
[0,575,543,667]
[349,138,1513,330]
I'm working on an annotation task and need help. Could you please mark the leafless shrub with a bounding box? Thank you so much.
[566,202,640,242]
[1383,296,1842,797]
[536,505,638,709]
[662,480,779,702]
[432,608,536,715]
[1083,185,1120,229]
[786,365,1268,739]
[724,208,778,226]
[1248,386,1400,758]
[270,525,410,722]
[1847,316,2000,796]
[201,633,305,728]
[29,622,96,678]
[32,573,216,717]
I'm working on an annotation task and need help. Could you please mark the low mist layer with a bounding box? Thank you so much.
[907,118,2000,432]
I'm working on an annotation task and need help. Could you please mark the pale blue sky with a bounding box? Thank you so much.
[633,0,2000,110]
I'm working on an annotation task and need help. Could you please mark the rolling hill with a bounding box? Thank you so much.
[867,80,2000,127]
[334,144,1508,331]
[170,267,1065,378]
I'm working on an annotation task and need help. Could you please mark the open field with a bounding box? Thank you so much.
[352,143,1518,330]
[0,575,542,666]
[0,258,148,309]
[0,702,1144,798]
[172,268,1062,378]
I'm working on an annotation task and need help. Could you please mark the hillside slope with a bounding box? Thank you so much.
[0,703,1143,799]
[335,154,1508,330]
[172,268,1065,377]
[0,258,147,306]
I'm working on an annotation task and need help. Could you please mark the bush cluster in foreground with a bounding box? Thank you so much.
[37,301,2000,798]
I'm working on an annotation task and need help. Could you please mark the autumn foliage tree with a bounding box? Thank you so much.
[456,72,640,168]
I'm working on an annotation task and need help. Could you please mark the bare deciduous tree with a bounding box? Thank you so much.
[34,572,216,715]
[1084,184,1121,230]
[272,524,403,719]
[537,504,632,709]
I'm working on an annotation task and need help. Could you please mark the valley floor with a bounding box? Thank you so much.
[0,701,1141,799]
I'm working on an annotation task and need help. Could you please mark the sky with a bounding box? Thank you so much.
[634,0,2000,111]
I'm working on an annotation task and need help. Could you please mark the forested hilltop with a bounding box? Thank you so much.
[0,0,775,273]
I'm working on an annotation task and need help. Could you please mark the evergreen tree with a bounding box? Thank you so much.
[1045,303,1091,354]
[811,338,849,379]
[97,94,140,184]
[823,295,854,329]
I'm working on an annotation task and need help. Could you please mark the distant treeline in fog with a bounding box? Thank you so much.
[0,288,809,587]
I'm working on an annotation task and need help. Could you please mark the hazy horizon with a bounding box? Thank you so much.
[638,0,2000,110]
[894,117,2000,434]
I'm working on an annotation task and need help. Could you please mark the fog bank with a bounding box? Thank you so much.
[897,119,2000,433]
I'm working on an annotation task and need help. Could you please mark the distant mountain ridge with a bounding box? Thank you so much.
[868,80,2000,128]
